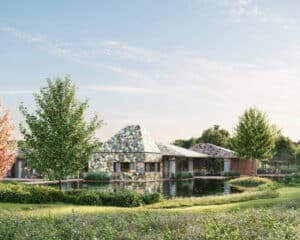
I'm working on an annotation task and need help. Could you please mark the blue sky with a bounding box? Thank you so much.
[1,0,300,142]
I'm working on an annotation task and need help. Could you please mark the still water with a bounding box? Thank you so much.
[52,179,238,198]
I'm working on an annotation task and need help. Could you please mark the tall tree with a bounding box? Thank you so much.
[231,108,275,175]
[20,77,102,188]
[272,135,296,165]
[197,125,230,147]
[0,102,16,178]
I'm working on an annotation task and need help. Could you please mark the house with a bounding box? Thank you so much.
[90,125,209,180]
[89,125,252,180]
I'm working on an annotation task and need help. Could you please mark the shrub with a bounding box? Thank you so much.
[281,166,300,174]
[229,177,271,188]
[224,171,240,177]
[111,190,143,207]
[257,182,279,191]
[26,185,65,203]
[0,183,66,203]
[142,192,163,204]
[0,183,30,203]
[75,191,101,205]
[84,172,111,181]
[171,172,193,179]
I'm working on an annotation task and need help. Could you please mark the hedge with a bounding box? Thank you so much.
[0,182,162,207]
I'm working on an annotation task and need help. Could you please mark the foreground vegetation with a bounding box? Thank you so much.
[1,207,300,240]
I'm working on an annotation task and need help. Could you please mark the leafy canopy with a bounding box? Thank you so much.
[197,125,230,147]
[173,125,230,149]
[20,77,102,180]
[231,107,275,161]
[272,135,296,164]
[0,102,16,178]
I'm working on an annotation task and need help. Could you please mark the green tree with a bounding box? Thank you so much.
[231,108,275,175]
[295,147,300,165]
[20,77,102,189]
[272,135,296,165]
[197,125,230,147]
[173,138,196,149]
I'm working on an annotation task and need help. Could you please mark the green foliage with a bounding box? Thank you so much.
[284,173,300,185]
[109,189,143,207]
[19,77,102,182]
[0,183,64,203]
[173,125,231,149]
[0,183,161,207]
[272,135,296,164]
[75,191,101,205]
[229,177,272,189]
[171,172,193,179]
[142,192,163,204]
[197,125,231,147]
[224,171,240,177]
[295,148,300,165]
[231,108,276,174]
[173,138,197,149]
[84,172,111,181]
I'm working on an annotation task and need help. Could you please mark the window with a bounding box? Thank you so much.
[114,162,136,172]
[114,163,121,172]
[145,162,160,172]
[120,162,130,172]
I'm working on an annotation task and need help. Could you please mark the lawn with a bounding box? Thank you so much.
[0,186,299,215]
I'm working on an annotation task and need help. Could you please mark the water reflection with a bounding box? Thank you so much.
[55,179,238,198]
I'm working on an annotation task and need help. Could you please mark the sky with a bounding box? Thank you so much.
[1,0,300,143]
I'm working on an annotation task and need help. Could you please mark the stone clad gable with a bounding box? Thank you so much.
[99,125,160,153]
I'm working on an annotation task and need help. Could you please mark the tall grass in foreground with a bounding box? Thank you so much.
[0,207,298,240]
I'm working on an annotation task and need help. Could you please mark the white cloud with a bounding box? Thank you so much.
[217,0,297,29]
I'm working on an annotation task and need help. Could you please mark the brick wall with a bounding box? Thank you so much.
[231,159,257,176]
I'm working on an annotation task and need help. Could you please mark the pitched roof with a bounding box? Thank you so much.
[156,142,208,158]
[99,125,161,153]
[190,143,237,159]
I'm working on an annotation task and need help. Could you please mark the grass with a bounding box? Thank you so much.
[0,186,299,216]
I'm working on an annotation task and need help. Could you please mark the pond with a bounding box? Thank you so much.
[49,179,239,198]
